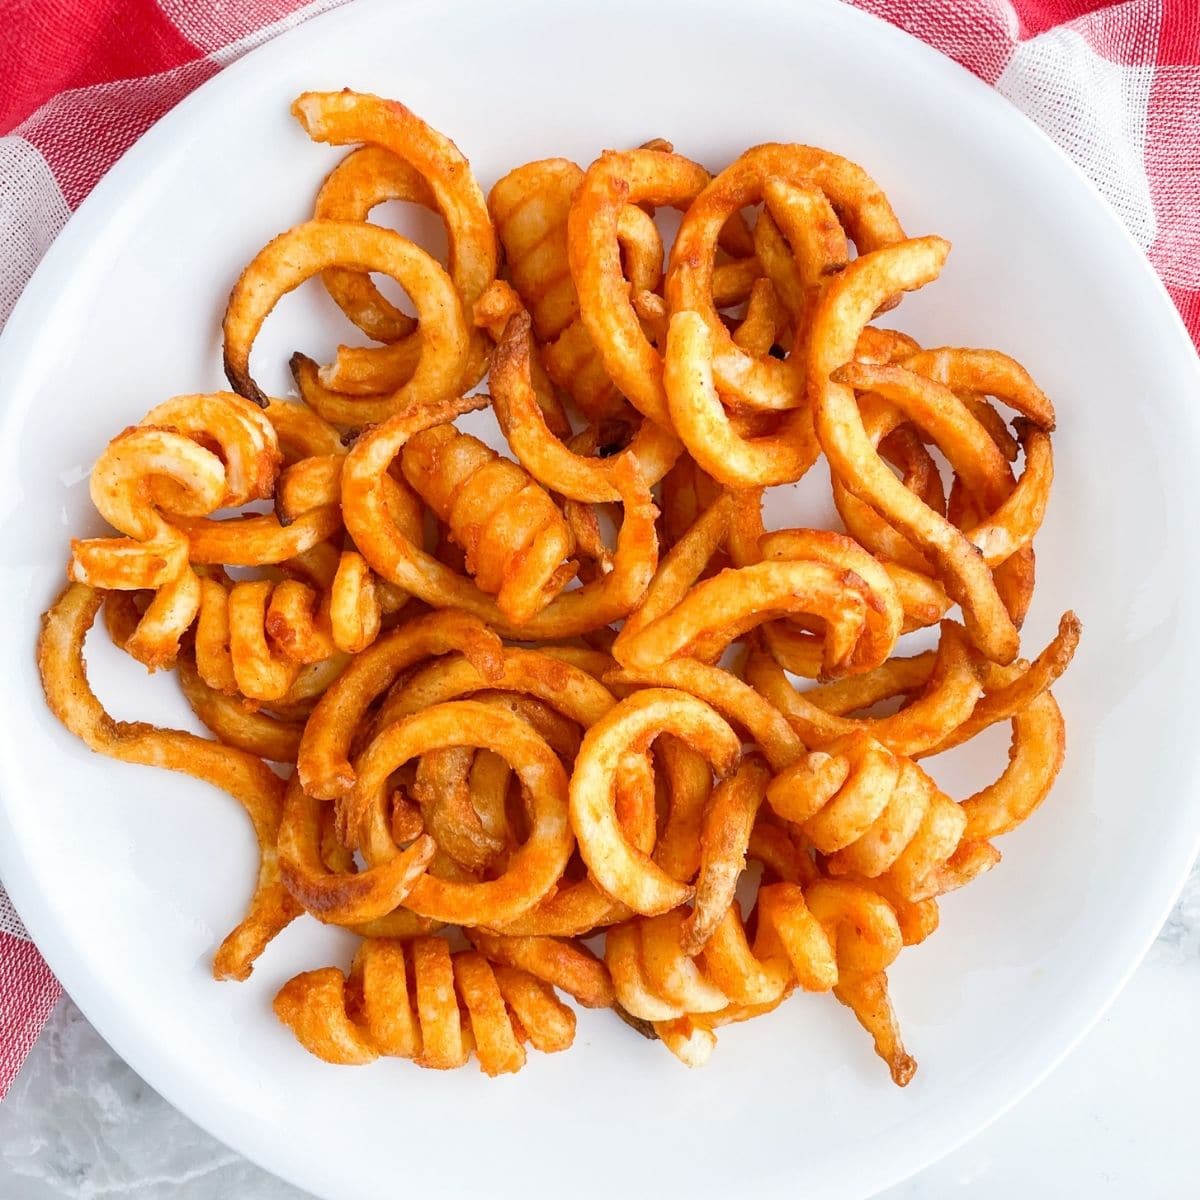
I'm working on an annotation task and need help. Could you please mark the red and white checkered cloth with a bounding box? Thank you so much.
[1,0,1197,1100]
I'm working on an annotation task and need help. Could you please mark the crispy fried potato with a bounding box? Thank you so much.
[223,220,469,423]
[41,100,1080,1091]
[568,147,710,424]
[349,701,573,927]
[38,584,299,979]
[274,936,574,1073]
[808,236,1019,664]
[571,689,740,915]
[491,310,682,502]
[400,423,578,623]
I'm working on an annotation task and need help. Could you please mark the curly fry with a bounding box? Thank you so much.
[38,584,299,980]
[808,236,1019,664]
[223,220,469,424]
[400,423,579,622]
[570,688,741,915]
[274,936,574,1073]
[568,147,710,424]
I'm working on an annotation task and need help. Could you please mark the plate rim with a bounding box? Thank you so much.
[1,1,1199,1197]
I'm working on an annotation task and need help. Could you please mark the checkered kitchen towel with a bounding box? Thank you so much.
[1,0,1197,1098]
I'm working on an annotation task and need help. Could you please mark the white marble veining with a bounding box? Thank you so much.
[1,864,1197,1200]
[1151,860,1200,965]
[0,1004,305,1199]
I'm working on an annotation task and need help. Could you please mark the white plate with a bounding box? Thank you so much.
[2,1,1199,1197]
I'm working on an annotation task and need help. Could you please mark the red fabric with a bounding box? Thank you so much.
[0,932,60,1098]
[1013,0,1136,40]
[849,0,1018,82]
[24,59,221,206]
[0,0,200,133]
[0,0,1197,1098]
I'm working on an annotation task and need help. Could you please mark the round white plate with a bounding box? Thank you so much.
[2,1,1198,1197]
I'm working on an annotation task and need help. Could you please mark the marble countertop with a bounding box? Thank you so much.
[2,866,1197,1200]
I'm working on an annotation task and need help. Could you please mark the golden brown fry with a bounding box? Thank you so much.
[466,931,615,1008]
[664,311,820,488]
[277,774,437,925]
[38,584,299,979]
[607,881,837,1066]
[400,423,578,623]
[613,560,876,677]
[274,936,574,1073]
[808,236,1019,664]
[177,657,304,764]
[41,103,1081,1090]
[743,621,983,756]
[292,90,496,393]
[606,658,802,772]
[768,733,997,902]
[613,493,731,655]
[69,393,282,667]
[313,144,435,343]
[351,701,573,926]
[342,394,660,639]
[491,310,682,503]
[297,608,504,803]
[490,157,666,422]
[667,142,905,411]
[570,688,740,915]
[682,757,770,955]
[223,220,469,422]
[805,878,914,1085]
[568,147,710,424]
[924,611,1080,753]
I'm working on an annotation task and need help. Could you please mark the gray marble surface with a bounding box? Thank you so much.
[1,865,1197,1200]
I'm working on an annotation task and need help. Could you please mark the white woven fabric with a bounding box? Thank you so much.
[156,0,353,63]
[1143,63,1200,288]
[0,890,29,941]
[0,138,71,326]
[998,25,1158,249]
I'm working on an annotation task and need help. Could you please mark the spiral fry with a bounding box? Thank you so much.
[68,392,282,669]
[830,356,1054,629]
[804,878,917,1086]
[274,936,575,1074]
[767,731,1000,902]
[223,220,469,427]
[568,147,711,424]
[606,867,837,1068]
[38,584,299,980]
[347,700,573,928]
[192,575,317,701]
[465,930,616,1008]
[490,309,682,503]
[666,142,906,412]
[400,423,579,624]
[373,644,705,935]
[291,89,497,396]
[314,144,436,344]
[37,96,1083,1096]
[176,655,305,763]
[570,688,742,916]
[611,868,922,1083]
[744,620,983,757]
[489,156,665,421]
[342,394,659,641]
[613,558,886,678]
[497,735,709,938]
[807,237,1030,663]
[95,583,341,767]
[187,548,392,705]
[725,489,950,666]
